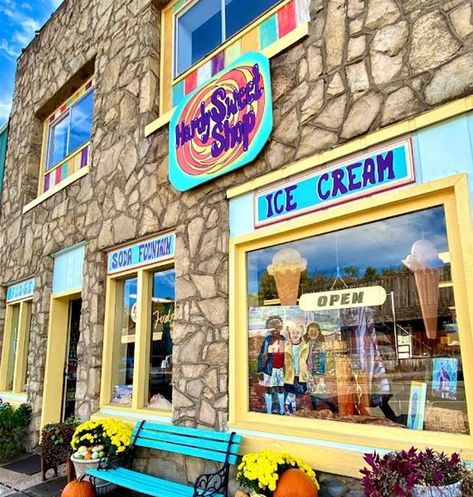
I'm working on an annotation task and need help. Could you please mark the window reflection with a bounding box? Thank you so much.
[111,277,137,406]
[147,269,175,410]
[247,206,468,434]
[47,115,69,170]
[6,305,20,391]
[69,92,93,154]
[46,89,94,170]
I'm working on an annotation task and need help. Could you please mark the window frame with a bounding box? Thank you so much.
[158,0,306,117]
[229,175,473,470]
[100,260,175,416]
[0,298,32,396]
[38,77,95,197]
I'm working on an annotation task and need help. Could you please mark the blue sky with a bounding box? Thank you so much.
[0,0,62,127]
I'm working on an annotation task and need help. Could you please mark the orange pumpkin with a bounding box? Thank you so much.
[274,469,318,497]
[61,478,96,497]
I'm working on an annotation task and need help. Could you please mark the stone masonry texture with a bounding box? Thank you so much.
[1,0,473,493]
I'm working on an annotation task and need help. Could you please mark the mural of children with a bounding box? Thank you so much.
[257,316,286,415]
[284,320,309,413]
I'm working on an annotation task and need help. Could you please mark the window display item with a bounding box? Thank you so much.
[403,239,444,339]
[111,385,132,405]
[267,248,307,305]
[407,382,427,430]
[432,358,458,399]
[148,393,172,410]
[424,403,467,434]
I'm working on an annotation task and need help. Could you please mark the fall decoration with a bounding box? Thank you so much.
[61,477,96,497]
[273,468,318,497]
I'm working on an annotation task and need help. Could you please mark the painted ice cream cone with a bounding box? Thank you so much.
[414,269,441,339]
[403,239,444,340]
[267,248,307,306]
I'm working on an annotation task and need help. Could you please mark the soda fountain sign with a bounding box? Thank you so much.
[169,52,273,191]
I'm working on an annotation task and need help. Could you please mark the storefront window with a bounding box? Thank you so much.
[110,277,137,406]
[6,304,20,391]
[247,206,468,434]
[147,269,175,410]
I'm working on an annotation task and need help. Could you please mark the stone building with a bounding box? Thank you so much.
[1,0,473,494]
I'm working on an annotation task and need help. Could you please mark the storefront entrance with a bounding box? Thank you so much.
[62,298,82,421]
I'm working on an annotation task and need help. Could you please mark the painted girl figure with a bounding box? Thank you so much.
[283,320,309,414]
[257,316,286,415]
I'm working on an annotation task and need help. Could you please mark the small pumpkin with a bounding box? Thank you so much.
[235,490,250,497]
[274,469,318,497]
[61,477,96,497]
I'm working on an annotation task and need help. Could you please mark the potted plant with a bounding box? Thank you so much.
[70,418,132,493]
[236,450,319,497]
[40,418,79,480]
[361,447,464,497]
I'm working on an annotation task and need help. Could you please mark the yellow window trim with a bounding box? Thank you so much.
[38,76,94,197]
[0,299,32,395]
[227,95,473,199]
[101,259,175,414]
[23,166,89,214]
[145,21,309,137]
[92,408,172,426]
[229,174,473,475]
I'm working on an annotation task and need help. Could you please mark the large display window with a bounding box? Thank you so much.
[102,263,175,413]
[247,205,467,434]
[230,177,473,459]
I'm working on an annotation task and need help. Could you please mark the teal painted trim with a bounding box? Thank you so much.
[0,123,8,196]
[52,242,85,294]
[258,15,278,49]
[6,278,35,303]
[172,80,185,108]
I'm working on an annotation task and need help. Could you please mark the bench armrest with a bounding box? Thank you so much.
[193,465,229,497]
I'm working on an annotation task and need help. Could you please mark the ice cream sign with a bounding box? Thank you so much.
[169,52,272,191]
[255,140,414,227]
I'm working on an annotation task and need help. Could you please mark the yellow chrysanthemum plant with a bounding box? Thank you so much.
[71,418,132,461]
[236,450,319,496]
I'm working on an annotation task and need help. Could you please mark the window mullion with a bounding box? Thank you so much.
[132,270,152,410]
[221,0,226,41]
[0,305,14,391]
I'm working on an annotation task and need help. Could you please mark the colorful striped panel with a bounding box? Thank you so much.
[172,0,309,107]
[80,146,89,168]
[278,2,297,38]
[259,15,279,49]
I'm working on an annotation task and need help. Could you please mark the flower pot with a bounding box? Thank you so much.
[412,480,462,497]
[71,456,116,495]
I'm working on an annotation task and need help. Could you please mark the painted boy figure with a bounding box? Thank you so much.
[257,316,286,415]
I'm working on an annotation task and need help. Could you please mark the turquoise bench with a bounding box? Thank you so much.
[86,421,242,497]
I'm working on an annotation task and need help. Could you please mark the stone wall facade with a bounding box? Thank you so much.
[0,0,472,491]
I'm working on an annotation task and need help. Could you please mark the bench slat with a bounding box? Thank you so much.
[133,422,242,445]
[137,427,240,456]
[87,467,224,497]
[134,437,239,465]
